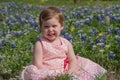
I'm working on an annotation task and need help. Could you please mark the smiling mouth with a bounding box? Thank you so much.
[48,33,55,37]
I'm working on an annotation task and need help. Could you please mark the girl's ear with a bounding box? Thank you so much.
[61,25,64,30]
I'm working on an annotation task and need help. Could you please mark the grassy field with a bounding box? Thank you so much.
[0,0,120,6]
[0,0,120,80]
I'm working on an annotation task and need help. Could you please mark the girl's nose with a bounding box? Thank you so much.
[48,27,53,31]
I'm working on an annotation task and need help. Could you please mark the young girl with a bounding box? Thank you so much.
[21,7,107,80]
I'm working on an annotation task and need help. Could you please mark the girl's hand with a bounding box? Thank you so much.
[64,63,78,74]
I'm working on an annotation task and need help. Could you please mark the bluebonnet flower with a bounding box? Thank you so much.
[2,39,8,46]
[83,7,90,14]
[110,14,117,21]
[0,44,2,50]
[24,13,31,19]
[29,20,38,27]
[107,28,114,34]
[117,37,120,46]
[25,5,32,11]
[81,34,87,41]
[114,5,120,10]
[109,51,115,59]
[9,15,16,23]
[61,29,66,35]
[0,33,3,37]
[72,12,76,18]
[101,35,106,41]
[64,15,69,19]
[14,32,22,37]
[77,12,83,18]
[115,28,120,36]
[74,21,83,28]
[11,44,16,48]
[20,18,28,25]
[7,22,14,27]
[60,7,65,12]
[85,18,91,25]
[97,14,104,21]
[64,34,72,41]
[36,37,41,41]
[15,14,22,21]
[95,39,101,44]
[0,56,3,62]
[89,28,98,35]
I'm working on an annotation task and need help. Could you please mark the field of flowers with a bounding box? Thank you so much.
[0,1,120,80]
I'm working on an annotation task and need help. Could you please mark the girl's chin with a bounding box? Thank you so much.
[46,37,56,42]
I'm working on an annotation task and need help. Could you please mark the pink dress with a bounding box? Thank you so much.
[21,37,107,80]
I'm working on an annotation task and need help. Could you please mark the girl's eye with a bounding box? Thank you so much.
[44,26,49,28]
[53,25,57,28]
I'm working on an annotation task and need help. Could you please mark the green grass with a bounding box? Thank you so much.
[0,0,120,6]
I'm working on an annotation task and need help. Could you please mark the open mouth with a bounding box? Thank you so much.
[48,33,55,37]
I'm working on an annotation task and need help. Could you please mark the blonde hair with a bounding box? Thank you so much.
[39,7,64,29]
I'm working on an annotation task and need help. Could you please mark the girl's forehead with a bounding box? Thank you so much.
[44,16,59,22]
[42,17,59,24]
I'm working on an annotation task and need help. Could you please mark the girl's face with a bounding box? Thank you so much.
[41,17,64,42]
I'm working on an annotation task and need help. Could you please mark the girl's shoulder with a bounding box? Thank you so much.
[60,37,70,45]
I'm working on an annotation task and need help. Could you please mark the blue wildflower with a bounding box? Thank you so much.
[0,44,2,50]
[15,32,22,37]
[77,12,83,18]
[72,12,76,18]
[109,51,115,59]
[0,33,3,37]
[95,39,100,44]
[15,15,22,21]
[36,37,41,41]
[97,14,104,21]
[85,18,91,25]
[0,56,3,62]
[107,28,114,34]
[90,28,98,35]
[24,13,31,19]
[20,19,27,25]
[81,35,87,41]
[61,29,66,35]
[2,39,8,46]
[117,38,120,46]
[29,21,38,27]
[64,15,69,19]
[64,34,72,41]
[83,8,90,14]
[11,44,16,48]
[74,21,83,28]
[114,5,120,10]
[116,29,120,36]
[101,35,106,41]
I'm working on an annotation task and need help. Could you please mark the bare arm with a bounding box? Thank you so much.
[32,41,46,69]
[66,42,78,74]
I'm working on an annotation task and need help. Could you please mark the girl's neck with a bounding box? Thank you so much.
[43,37,62,46]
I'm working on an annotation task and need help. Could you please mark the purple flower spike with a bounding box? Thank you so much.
[0,56,3,62]
[109,51,115,60]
